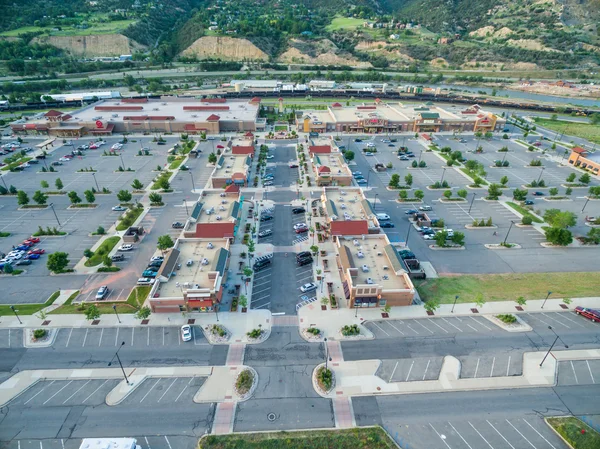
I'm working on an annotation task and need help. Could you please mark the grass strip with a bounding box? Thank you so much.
[84,236,121,267]
[51,286,150,315]
[506,201,543,223]
[547,417,600,449]
[534,117,600,145]
[0,290,60,316]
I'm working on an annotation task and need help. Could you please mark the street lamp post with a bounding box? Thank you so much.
[501,150,508,164]
[0,175,8,190]
[10,305,22,324]
[48,203,61,227]
[541,291,552,309]
[183,199,189,216]
[119,152,126,170]
[91,172,100,191]
[503,221,515,245]
[451,295,459,313]
[540,326,568,367]
[537,167,545,184]
[581,197,590,213]
[108,341,130,385]
[355,300,359,318]
[405,221,412,246]
[418,150,423,164]
[468,193,476,214]
[112,304,121,323]
[373,193,378,210]
[366,169,371,186]
[324,337,332,372]
[215,304,219,322]
[440,167,447,185]
[189,171,196,192]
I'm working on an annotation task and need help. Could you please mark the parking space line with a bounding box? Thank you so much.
[371,322,390,336]
[441,318,463,332]
[526,313,553,327]
[175,376,195,402]
[82,379,109,403]
[386,321,405,335]
[522,419,558,449]
[469,421,494,449]
[541,313,570,329]
[7,329,10,347]
[43,381,72,405]
[428,423,452,449]
[98,328,104,346]
[140,379,161,403]
[62,380,91,404]
[158,378,178,402]
[423,360,431,380]
[405,361,414,381]
[505,419,537,449]
[164,436,173,449]
[471,317,492,330]
[586,361,596,383]
[144,437,151,449]
[427,319,449,333]
[570,361,579,384]
[487,420,516,449]
[296,276,313,283]
[413,319,434,334]
[490,357,495,377]
[82,329,88,347]
[474,358,480,378]
[507,356,511,376]
[147,327,150,345]
[465,323,478,332]
[255,302,271,309]
[24,380,56,405]
[66,328,73,347]
[253,295,270,302]
[253,287,271,295]
[448,422,473,449]
[131,327,135,346]
[556,313,584,328]
[115,327,119,346]
[388,361,399,383]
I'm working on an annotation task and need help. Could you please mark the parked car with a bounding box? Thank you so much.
[95,286,109,300]
[533,192,545,196]
[419,205,432,211]
[260,215,273,222]
[292,207,305,214]
[137,278,155,286]
[16,244,31,251]
[399,156,409,161]
[16,259,32,266]
[147,260,163,268]
[172,222,184,229]
[300,282,317,293]
[25,253,40,260]
[356,179,368,185]
[142,269,158,278]
[293,223,307,230]
[380,222,395,228]
[297,256,313,266]
[51,161,63,166]
[352,172,362,176]
[364,152,374,156]
[118,244,134,251]
[524,200,534,205]
[27,248,45,255]
[289,163,299,168]
[181,325,192,341]
[354,138,362,142]
[27,237,40,244]
[263,181,274,186]
[112,206,127,211]
[253,259,271,271]
[376,213,391,221]
[575,306,600,323]
[296,251,311,260]
[258,229,273,238]
[266,155,274,160]
[388,144,395,147]
[354,175,364,180]
[424,234,436,240]
[150,256,164,262]
[295,226,308,234]
[111,253,125,262]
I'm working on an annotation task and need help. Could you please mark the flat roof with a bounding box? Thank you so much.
[330,103,411,123]
[339,235,412,290]
[315,153,352,176]
[69,98,259,123]
[584,151,600,163]
[323,188,377,227]
[155,238,229,299]
[213,154,248,177]
[196,190,239,224]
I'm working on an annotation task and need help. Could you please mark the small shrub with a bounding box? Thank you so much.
[235,369,254,395]
[496,314,517,324]
[247,328,263,339]
[33,329,47,339]
[522,216,533,225]
[318,366,333,390]
[306,327,320,335]
[341,324,360,336]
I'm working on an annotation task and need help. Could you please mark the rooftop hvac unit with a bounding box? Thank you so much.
[220,193,225,197]
[383,266,389,270]
[216,215,222,220]
[361,265,369,272]
[207,242,214,249]
[201,258,209,265]
[357,251,365,259]
[366,278,374,284]
[383,275,389,280]
[353,239,359,246]
[153,108,159,111]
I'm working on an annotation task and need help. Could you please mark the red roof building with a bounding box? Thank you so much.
[331,102,343,108]
[191,222,235,239]
[182,106,230,111]
[206,114,221,121]
[232,145,255,155]
[224,184,240,193]
[122,98,148,103]
[318,166,331,174]
[330,221,369,236]
[203,98,227,103]
[571,146,587,154]
[44,110,63,117]
[309,145,332,154]
[95,106,144,111]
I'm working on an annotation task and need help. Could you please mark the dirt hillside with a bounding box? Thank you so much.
[181,36,268,61]
[278,38,372,68]
[32,34,143,56]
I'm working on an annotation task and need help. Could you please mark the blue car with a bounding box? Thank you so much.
[16,245,30,251]
[356,179,368,184]
[26,253,40,260]
[142,269,158,278]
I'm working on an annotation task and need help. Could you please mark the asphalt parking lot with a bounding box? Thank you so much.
[8,379,120,407]
[265,143,299,187]
[364,315,495,338]
[557,359,599,386]
[120,376,205,405]
[377,357,444,382]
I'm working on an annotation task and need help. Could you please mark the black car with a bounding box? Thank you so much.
[297,256,313,266]
[260,215,273,222]
[16,259,32,266]
[157,141,166,145]
[524,200,534,205]
[296,251,311,260]
[172,221,184,229]
[354,138,362,142]
[148,260,163,268]
[253,259,271,271]
[380,222,395,228]
[292,207,306,214]
[399,251,416,260]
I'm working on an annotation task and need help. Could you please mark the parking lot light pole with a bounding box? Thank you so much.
[215,304,219,322]
[405,222,412,246]
[536,167,545,183]
[540,326,568,367]
[48,203,61,227]
[0,175,7,190]
[418,150,423,164]
[468,193,476,214]
[9,306,22,324]
[183,199,189,216]
[451,295,459,313]
[91,172,100,191]
[440,168,447,184]
[112,304,121,324]
[541,291,552,309]
[108,341,130,385]
[374,194,378,210]
[324,337,331,372]
[581,197,590,213]
[503,221,515,245]
[188,171,196,192]
[355,300,359,318]
[119,152,125,170]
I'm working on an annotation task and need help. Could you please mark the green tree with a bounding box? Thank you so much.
[399,190,408,200]
[131,179,144,190]
[135,306,152,320]
[443,190,452,199]
[414,190,424,200]
[516,296,527,307]
[474,292,486,308]
[585,227,600,244]
[208,153,218,164]
[343,150,355,161]
[424,299,440,314]
[40,180,49,189]
[32,190,48,205]
[55,178,64,190]
[513,188,528,201]
[565,187,572,196]
[158,178,170,190]
[84,189,95,204]
[566,173,576,183]
[389,173,400,188]
[47,252,69,273]
[404,173,413,186]
[83,248,93,258]
[543,209,576,228]
[149,192,163,204]
[487,183,502,200]
[545,227,573,246]
[500,175,509,186]
[435,230,448,247]
[579,173,591,185]
[68,191,81,204]
[589,186,600,198]
[451,231,465,246]
[590,113,600,125]
[117,189,132,202]
[157,234,175,253]
[103,256,112,267]
[85,304,100,321]
[17,190,29,206]
[457,189,468,199]
[96,226,105,235]
[549,187,559,196]
[9,185,17,194]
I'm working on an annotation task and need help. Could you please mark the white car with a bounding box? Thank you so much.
[300,282,317,293]
[419,205,432,211]
[266,155,274,159]
[112,206,127,211]
[8,252,23,260]
[137,277,155,286]
[118,244,134,251]
[95,286,109,300]
[181,325,192,342]
[424,234,435,240]
[59,157,71,162]
[293,222,307,230]
[111,144,122,150]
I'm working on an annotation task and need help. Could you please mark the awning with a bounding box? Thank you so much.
[188,299,213,308]
[187,292,211,298]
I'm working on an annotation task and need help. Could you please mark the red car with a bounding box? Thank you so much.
[295,226,308,234]
[575,306,600,323]
[89,144,99,149]
[21,240,35,247]
[28,248,45,255]
[27,237,40,243]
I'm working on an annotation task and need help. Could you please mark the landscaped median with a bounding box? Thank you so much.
[50,286,150,315]
[546,416,600,449]
[199,427,399,449]
[0,290,61,316]
[83,236,121,267]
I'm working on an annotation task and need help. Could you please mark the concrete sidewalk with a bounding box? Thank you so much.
[298,297,600,341]
[41,289,79,314]
[318,348,600,399]
[0,309,272,345]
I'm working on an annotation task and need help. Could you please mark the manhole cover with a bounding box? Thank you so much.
[267,413,277,422]
[141,319,149,325]
[187,319,196,324]
[91,320,100,325]
[41,320,51,326]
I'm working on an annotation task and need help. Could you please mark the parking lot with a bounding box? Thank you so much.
[557,359,598,386]
[0,436,200,449]
[263,143,300,188]
[120,376,205,405]
[364,315,495,338]
[8,379,120,407]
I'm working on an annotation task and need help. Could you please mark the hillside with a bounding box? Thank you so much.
[181,36,268,61]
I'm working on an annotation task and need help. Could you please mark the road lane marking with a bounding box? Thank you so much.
[487,420,516,449]
[388,362,399,383]
[147,326,150,346]
[507,356,511,376]
[428,423,452,449]
[448,422,473,449]
[158,378,178,402]
[175,377,195,402]
[65,328,73,347]
[522,419,557,449]
[62,380,91,404]
[423,360,431,380]
[131,327,135,346]
[405,361,415,381]
[586,361,595,384]
[82,379,109,403]
[140,379,161,403]
[505,419,537,449]
[115,327,119,346]
[24,381,56,405]
[43,381,72,405]
[474,358,480,378]
[82,329,88,347]
[98,328,104,346]
[570,361,579,384]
